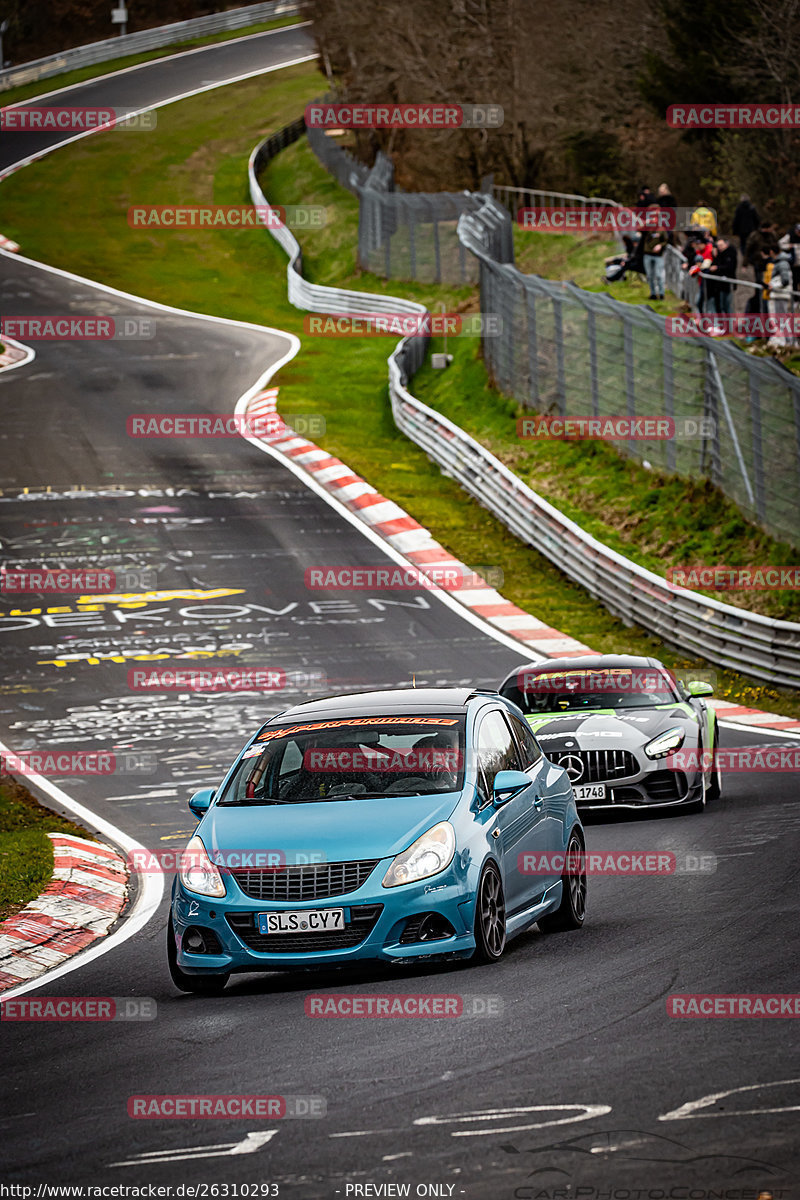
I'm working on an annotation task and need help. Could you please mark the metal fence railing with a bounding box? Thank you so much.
[249,121,800,687]
[0,1,301,92]
[457,199,800,550]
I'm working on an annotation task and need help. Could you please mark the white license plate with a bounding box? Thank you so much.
[258,908,345,935]
[574,783,607,801]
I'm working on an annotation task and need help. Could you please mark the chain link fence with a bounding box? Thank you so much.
[276,121,800,549]
[461,199,800,549]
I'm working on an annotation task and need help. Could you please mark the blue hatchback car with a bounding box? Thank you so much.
[167,688,586,993]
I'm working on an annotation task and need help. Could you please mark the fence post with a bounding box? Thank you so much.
[586,306,599,418]
[662,332,676,473]
[526,283,539,406]
[623,315,636,457]
[748,375,766,523]
[552,294,566,416]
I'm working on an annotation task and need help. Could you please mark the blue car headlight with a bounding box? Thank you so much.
[644,726,686,759]
[382,822,456,888]
[179,835,226,898]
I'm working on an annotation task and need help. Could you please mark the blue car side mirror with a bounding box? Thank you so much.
[188,787,215,818]
[492,769,530,806]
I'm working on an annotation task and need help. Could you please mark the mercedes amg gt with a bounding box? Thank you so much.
[498,655,720,813]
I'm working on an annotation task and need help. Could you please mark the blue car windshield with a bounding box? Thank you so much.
[502,668,679,714]
[217,716,466,805]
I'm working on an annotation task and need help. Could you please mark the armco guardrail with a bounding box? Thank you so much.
[0,1,300,92]
[250,123,800,689]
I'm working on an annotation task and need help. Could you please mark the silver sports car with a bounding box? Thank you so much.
[498,655,721,813]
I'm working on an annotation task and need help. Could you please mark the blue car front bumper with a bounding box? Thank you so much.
[171,862,478,975]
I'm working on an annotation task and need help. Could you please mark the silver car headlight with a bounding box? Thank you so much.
[382,821,456,888]
[644,726,686,759]
[179,835,226,897]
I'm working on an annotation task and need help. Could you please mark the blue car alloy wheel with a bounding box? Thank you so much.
[167,686,585,994]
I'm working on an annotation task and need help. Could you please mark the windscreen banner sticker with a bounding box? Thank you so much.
[257,717,460,742]
[242,745,264,759]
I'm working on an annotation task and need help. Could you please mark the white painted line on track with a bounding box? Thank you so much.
[413,1103,612,1136]
[660,1078,800,1121]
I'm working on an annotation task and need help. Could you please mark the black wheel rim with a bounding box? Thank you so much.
[567,836,586,920]
[480,869,506,956]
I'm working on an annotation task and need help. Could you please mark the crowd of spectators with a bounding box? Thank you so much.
[605,185,799,345]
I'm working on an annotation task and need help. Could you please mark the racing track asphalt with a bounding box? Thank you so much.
[0,27,798,1195]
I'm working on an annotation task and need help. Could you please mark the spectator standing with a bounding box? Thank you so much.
[745,221,779,305]
[767,247,793,347]
[635,185,654,208]
[642,204,668,300]
[705,236,737,328]
[657,182,677,245]
[690,200,718,236]
[732,194,760,259]
[778,222,800,296]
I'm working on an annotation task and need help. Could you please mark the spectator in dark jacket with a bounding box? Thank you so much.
[642,205,668,300]
[657,182,677,245]
[705,236,738,317]
[732,194,760,258]
[778,222,800,294]
[745,221,779,290]
[635,185,654,208]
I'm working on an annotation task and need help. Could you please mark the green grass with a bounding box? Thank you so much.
[2,64,798,718]
[0,16,306,107]
[0,777,93,921]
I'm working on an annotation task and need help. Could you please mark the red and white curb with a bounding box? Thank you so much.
[245,388,595,660]
[708,699,800,734]
[0,334,33,372]
[0,833,128,991]
[0,233,19,253]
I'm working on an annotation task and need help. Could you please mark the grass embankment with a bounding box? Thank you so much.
[0,776,92,921]
[0,16,306,107]
[1,61,797,717]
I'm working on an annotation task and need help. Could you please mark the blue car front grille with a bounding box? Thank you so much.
[226,904,383,952]
[231,859,380,902]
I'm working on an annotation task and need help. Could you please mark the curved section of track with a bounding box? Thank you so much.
[0,27,798,1193]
